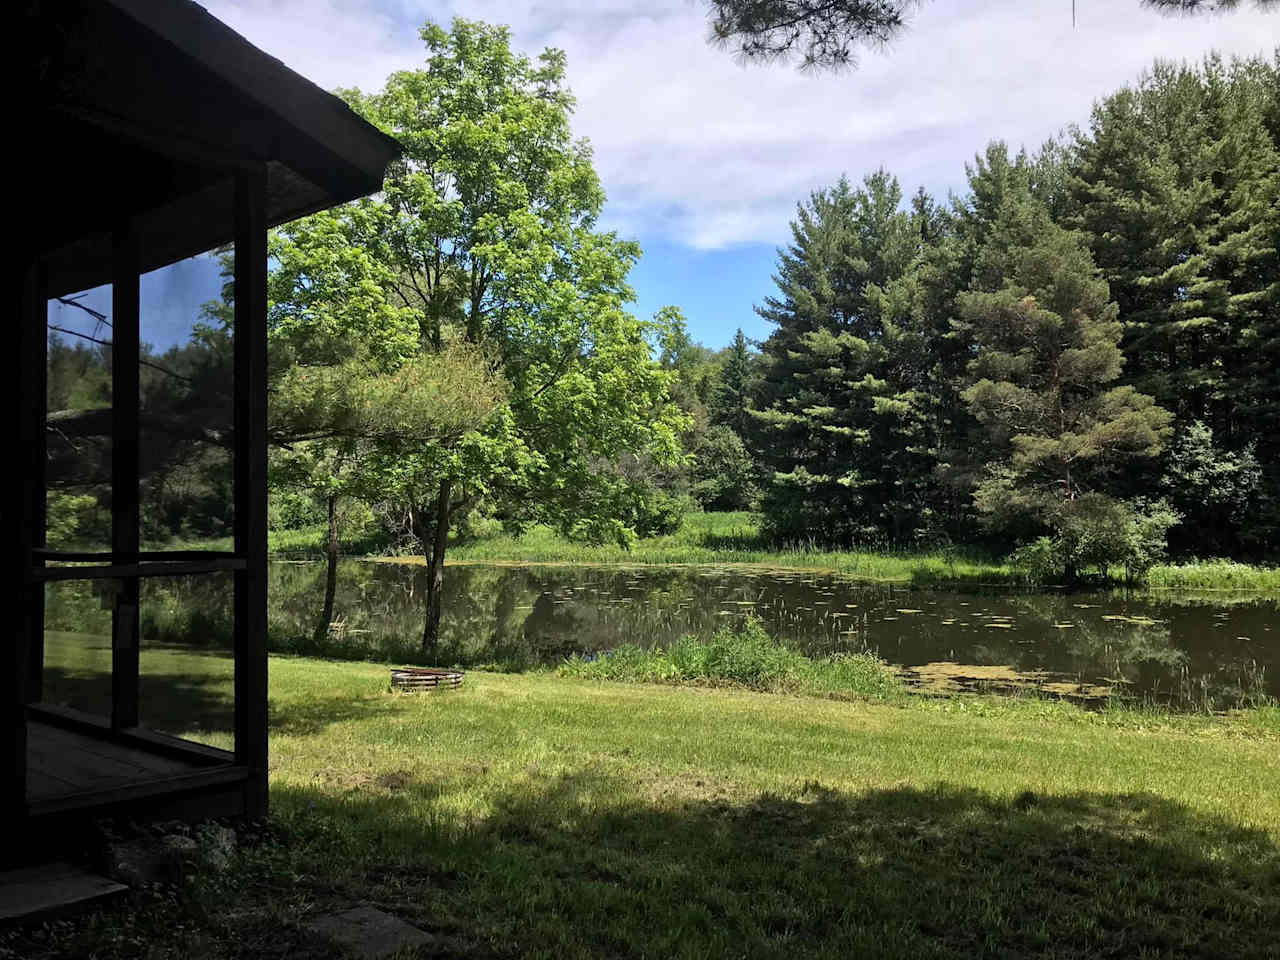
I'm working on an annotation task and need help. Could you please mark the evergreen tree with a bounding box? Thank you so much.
[750,171,939,544]
[957,193,1173,553]
[711,327,755,438]
[1067,52,1280,548]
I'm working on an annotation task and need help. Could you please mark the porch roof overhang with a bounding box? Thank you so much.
[24,0,402,297]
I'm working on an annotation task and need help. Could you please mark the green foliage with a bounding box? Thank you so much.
[45,491,110,547]
[710,327,755,437]
[751,171,944,545]
[958,187,1172,537]
[268,490,326,530]
[342,19,687,552]
[1013,496,1180,584]
[691,425,760,511]
[1161,420,1262,553]
[560,617,905,701]
[726,53,1278,561]
[1067,53,1280,549]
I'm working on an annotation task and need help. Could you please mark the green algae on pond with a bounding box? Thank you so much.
[259,560,1279,711]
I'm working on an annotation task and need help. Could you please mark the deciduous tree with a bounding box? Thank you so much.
[343,20,686,648]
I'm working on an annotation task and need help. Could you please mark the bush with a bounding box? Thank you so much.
[690,426,760,511]
[1161,420,1260,556]
[269,490,327,530]
[1010,536,1059,586]
[633,490,692,538]
[1011,495,1179,584]
[46,491,110,547]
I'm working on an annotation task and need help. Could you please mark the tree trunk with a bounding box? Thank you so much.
[314,491,340,644]
[421,478,452,652]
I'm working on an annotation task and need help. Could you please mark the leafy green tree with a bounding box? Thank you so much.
[268,210,407,642]
[1012,495,1179,584]
[1160,420,1261,554]
[267,207,510,643]
[691,425,760,511]
[343,20,685,648]
[656,305,719,437]
[957,193,1173,573]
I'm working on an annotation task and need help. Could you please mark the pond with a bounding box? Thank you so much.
[267,560,1278,709]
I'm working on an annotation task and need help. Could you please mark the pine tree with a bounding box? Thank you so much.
[1210,56,1280,546]
[750,171,940,544]
[1067,52,1280,549]
[712,327,755,438]
[957,194,1173,546]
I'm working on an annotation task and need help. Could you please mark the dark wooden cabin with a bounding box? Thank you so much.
[7,0,399,862]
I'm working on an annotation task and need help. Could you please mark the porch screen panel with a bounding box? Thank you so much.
[134,247,238,748]
[39,579,115,718]
[45,284,114,553]
[138,252,235,550]
[139,573,235,749]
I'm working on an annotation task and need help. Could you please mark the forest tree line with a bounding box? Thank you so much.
[663,51,1280,577]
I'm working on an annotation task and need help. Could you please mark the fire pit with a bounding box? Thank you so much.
[389,667,464,693]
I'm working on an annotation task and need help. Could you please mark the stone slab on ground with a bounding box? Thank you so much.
[303,905,436,958]
[0,861,127,921]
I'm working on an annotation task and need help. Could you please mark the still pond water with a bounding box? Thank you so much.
[272,560,1278,708]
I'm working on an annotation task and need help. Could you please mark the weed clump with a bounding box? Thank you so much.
[559,617,904,701]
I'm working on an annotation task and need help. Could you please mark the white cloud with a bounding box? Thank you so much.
[203,0,1279,249]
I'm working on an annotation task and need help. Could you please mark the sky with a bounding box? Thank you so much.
[53,1,1279,351]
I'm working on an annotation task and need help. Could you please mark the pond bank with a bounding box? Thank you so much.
[400,512,1280,592]
[172,512,1280,590]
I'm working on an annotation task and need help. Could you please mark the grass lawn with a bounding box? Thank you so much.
[14,653,1280,959]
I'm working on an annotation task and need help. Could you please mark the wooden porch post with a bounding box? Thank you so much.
[111,224,141,730]
[3,261,45,824]
[27,262,48,707]
[233,168,269,817]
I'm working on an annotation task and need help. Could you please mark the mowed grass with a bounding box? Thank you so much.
[20,652,1280,959]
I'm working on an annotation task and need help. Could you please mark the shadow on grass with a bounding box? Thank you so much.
[696,530,771,552]
[40,662,235,738]
[40,658,401,742]
[270,771,1280,959]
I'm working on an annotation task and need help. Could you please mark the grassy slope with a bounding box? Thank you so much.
[20,654,1280,959]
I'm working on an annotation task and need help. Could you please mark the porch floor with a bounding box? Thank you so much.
[26,721,203,803]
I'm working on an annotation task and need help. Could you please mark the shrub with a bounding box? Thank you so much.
[1011,495,1179,584]
[690,425,760,511]
[633,491,692,538]
[269,490,326,530]
[46,491,110,547]
[1161,420,1260,556]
